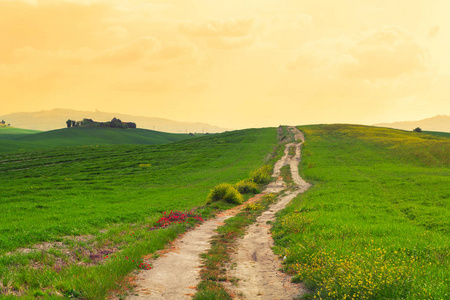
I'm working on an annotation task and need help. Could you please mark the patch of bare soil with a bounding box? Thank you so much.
[4,234,120,272]
[224,127,311,300]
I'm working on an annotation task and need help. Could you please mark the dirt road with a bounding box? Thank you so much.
[127,127,310,299]
[225,127,310,299]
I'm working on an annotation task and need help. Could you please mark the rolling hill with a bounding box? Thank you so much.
[0,127,279,298]
[0,124,448,299]
[0,126,41,135]
[0,127,195,153]
[0,109,228,133]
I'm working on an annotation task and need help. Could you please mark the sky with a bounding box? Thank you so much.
[1,0,449,129]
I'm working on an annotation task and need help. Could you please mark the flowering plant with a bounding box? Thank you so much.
[156,210,203,227]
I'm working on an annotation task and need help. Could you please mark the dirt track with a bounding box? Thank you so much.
[224,127,310,299]
[127,127,310,299]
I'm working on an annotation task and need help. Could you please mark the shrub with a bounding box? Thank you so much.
[234,180,259,194]
[244,202,263,211]
[250,165,272,184]
[262,193,277,203]
[207,183,243,204]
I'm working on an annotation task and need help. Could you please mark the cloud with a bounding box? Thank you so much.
[0,0,110,60]
[428,26,440,38]
[95,37,160,64]
[180,18,254,37]
[343,27,428,79]
[180,17,256,49]
[290,27,429,80]
[12,46,95,64]
[206,36,255,50]
[280,26,435,119]
[106,26,129,39]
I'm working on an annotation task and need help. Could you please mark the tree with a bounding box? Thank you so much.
[110,117,126,128]
[126,122,136,129]
[66,119,72,128]
[413,127,422,133]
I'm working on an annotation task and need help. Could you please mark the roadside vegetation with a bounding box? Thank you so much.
[0,128,278,299]
[272,124,450,299]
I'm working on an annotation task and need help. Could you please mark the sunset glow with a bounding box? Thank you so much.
[1,0,449,129]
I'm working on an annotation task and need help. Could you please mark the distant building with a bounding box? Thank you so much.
[66,117,136,129]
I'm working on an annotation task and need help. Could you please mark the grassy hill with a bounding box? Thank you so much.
[425,130,450,138]
[0,126,41,135]
[272,125,449,299]
[0,127,195,153]
[0,127,280,298]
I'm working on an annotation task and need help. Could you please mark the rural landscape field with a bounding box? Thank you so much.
[2,0,450,299]
[0,124,449,299]
[0,126,282,298]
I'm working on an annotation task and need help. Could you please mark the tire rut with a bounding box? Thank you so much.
[224,127,311,300]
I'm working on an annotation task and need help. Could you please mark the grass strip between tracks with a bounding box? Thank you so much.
[193,193,279,300]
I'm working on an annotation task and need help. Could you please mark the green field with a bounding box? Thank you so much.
[2,124,449,299]
[0,127,194,153]
[272,125,450,299]
[425,130,450,138]
[0,128,279,298]
[0,127,41,135]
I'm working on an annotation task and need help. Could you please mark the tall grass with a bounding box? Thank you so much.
[272,125,449,299]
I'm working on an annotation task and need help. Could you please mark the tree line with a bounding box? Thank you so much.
[66,118,136,129]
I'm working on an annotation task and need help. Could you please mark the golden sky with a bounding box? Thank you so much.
[1,0,449,129]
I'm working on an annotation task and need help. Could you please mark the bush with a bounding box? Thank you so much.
[207,183,243,204]
[250,165,272,184]
[234,180,259,194]
[262,193,277,203]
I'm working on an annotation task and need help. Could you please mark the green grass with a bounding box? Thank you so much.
[0,127,195,153]
[280,165,293,185]
[272,124,449,299]
[424,130,450,138]
[0,127,41,135]
[0,127,278,299]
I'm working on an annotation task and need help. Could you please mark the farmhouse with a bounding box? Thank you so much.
[66,117,137,129]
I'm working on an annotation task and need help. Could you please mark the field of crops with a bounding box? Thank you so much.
[272,125,450,299]
[0,128,279,298]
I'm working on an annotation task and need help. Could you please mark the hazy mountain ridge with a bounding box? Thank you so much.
[0,109,228,133]
[374,115,450,133]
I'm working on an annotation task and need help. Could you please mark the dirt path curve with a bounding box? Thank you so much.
[225,127,311,300]
[127,127,309,300]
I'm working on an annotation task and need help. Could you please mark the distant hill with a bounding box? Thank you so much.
[0,127,196,153]
[374,115,450,133]
[0,109,228,133]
